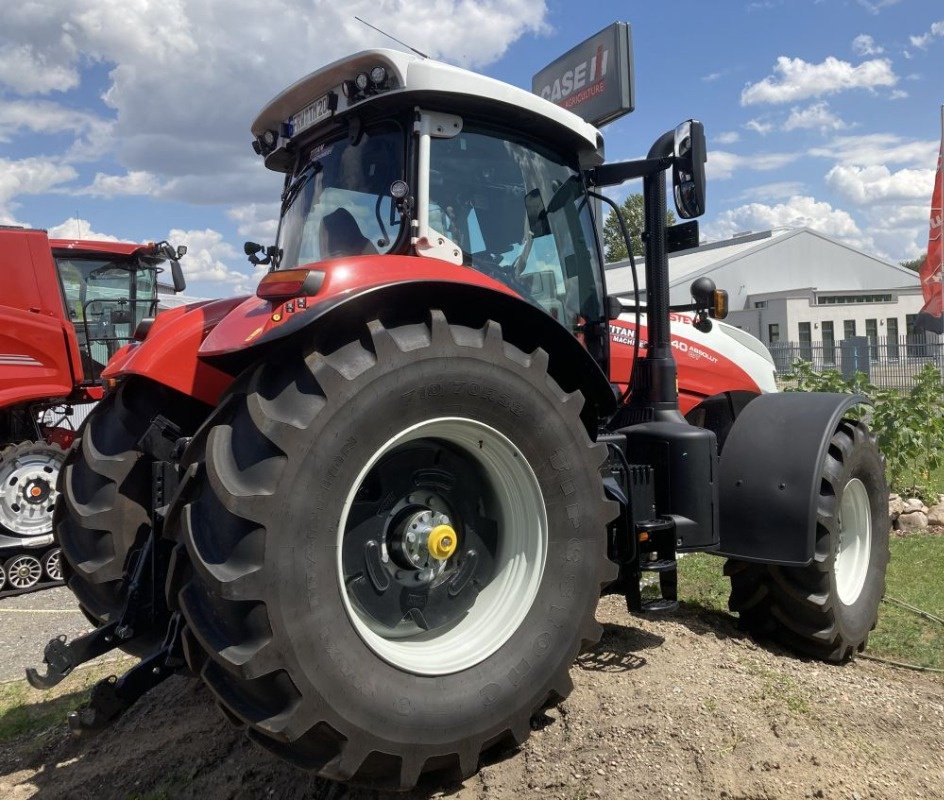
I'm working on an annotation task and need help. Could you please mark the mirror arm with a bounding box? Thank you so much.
[585,156,673,187]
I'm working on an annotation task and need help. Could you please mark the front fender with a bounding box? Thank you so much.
[102,297,246,404]
[716,392,866,566]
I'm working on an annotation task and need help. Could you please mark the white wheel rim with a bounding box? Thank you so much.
[337,417,547,676]
[44,548,62,581]
[6,555,42,589]
[0,452,60,536]
[835,478,872,605]
[0,564,5,592]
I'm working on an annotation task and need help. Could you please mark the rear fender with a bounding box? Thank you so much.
[200,281,617,429]
[101,297,245,405]
[716,392,866,566]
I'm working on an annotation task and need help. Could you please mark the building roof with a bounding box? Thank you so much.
[604,227,920,297]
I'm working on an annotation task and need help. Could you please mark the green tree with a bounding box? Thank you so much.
[602,193,676,262]
[901,255,926,272]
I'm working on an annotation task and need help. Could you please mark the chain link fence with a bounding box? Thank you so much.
[768,335,944,389]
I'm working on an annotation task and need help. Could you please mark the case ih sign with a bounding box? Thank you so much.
[531,22,635,127]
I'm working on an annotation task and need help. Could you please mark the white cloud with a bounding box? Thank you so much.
[707,150,799,180]
[782,102,848,133]
[0,156,77,224]
[706,195,872,250]
[0,100,112,160]
[852,34,883,56]
[702,71,723,82]
[857,0,903,14]
[81,171,160,198]
[0,44,79,95]
[46,217,123,242]
[733,181,807,202]
[909,20,944,49]
[0,0,549,207]
[227,203,280,243]
[809,134,937,168]
[825,164,936,205]
[169,227,252,292]
[745,118,774,135]
[741,56,897,105]
[714,131,740,145]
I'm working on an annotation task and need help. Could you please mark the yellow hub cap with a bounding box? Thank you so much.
[427,524,458,560]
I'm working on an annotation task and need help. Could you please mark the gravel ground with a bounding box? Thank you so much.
[1,594,942,799]
[0,587,95,682]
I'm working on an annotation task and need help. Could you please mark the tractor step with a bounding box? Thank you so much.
[640,558,677,573]
[641,598,680,613]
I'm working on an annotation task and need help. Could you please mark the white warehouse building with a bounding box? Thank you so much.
[605,228,935,376]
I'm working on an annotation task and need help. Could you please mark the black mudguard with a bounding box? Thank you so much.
[715,392,866,566]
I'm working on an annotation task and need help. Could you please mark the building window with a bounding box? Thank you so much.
[798,321,812,361]
[768,323,780,344]
[817,293,893,305]
[844,320,856,339]
[822,321,835,365]
[754,300,767,309]
[887,317,899,361]
[906,314,927,358]
[865,319,878,361]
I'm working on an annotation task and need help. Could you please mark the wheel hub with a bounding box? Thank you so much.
[0,451,61,537]
[835,477,872,605]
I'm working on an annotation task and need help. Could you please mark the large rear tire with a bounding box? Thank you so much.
[57,378,209,654]
[169,311,616,789]
[725,419,889,661]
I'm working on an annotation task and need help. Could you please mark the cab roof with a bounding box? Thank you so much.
[252,48,603,162]
[50,239,154,257]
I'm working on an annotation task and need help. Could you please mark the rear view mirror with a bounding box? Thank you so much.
[672,120,707,219]
[170,259,186,292]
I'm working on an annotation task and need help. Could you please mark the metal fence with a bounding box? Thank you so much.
[768,335,944,389]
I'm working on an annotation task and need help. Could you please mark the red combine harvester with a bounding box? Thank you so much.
[30,34,887,791]
[0,228,186,595]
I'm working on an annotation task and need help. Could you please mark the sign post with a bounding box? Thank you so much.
[531,22,635,128]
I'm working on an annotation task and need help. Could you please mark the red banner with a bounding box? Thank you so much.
[916,113,944,334]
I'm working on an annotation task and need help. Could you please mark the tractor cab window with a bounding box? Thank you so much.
[428,127,604,332]
[55,256,159,379]
[278,124,405,269]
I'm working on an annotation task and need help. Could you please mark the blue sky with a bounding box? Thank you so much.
[1,0,941,297]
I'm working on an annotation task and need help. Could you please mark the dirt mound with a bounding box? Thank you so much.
[2,596,942,799]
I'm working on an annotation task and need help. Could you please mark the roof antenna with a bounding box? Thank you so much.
[354,16,429,59]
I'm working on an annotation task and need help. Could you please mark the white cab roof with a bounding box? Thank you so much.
[252,48,602,153]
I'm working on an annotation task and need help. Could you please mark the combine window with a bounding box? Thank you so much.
[428,126,604,332]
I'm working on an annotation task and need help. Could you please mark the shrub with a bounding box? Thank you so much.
[783,361,944,502]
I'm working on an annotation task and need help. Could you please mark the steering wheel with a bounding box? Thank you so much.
[469,251,533,296]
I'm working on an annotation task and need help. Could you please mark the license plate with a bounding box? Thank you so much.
[291,93,334,135]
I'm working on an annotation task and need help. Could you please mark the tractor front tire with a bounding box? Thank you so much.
[170,311,616,789]
[57,378,209,654]
[726,419,889,661]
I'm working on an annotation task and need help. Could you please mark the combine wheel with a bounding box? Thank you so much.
[57,378,209,654]
[0,441,66,539]
[726,419,889,661]
[171,311,616,789]
[5,554,43,590]
[43,547,63,582]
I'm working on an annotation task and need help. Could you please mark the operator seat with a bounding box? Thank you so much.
[320,207,378,259]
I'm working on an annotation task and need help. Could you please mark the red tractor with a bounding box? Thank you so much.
[30,44,887,791]
[0,228,186,594]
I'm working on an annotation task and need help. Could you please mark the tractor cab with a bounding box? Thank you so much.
[51,240,187,381]
[250,48,613,369]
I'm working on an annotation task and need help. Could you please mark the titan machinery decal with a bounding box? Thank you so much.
[531,22,635,127]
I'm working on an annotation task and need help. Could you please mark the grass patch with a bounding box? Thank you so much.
[677,535,944,671]
[0,658,134,746]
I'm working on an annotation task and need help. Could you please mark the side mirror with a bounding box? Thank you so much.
[170,259,187,293]
[673,120,707,219]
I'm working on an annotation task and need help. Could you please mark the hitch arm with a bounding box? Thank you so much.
[26,621,120,689]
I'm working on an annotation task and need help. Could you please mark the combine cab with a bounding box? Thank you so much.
[0,229,186,595]
[31,37,888,791]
